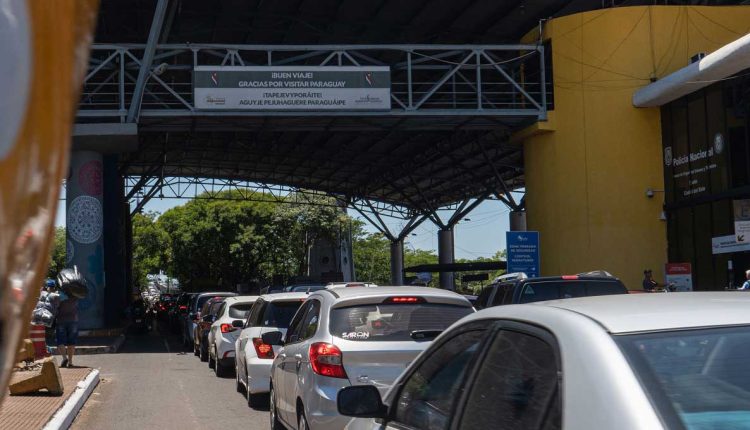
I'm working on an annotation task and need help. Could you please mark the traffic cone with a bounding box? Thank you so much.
[29,324,50,359]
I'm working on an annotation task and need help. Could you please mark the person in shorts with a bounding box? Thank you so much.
[56,293,79,368]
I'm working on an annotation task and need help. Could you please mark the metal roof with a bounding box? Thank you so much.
[91,0,748,212]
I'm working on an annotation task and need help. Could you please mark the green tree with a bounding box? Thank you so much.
[46,227,67,279]
[132,211,173,290]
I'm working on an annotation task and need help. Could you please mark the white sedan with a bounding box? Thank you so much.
[338,292,750,430]
[207,296,257,377]
[234,292,307,407]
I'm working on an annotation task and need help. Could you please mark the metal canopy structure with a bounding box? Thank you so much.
[80,0,680,216]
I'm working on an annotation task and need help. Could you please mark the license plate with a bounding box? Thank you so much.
[135,319,143,323]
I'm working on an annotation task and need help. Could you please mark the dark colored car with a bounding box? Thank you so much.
[182,292,237,347]
[194,297,227,362]
[170,292,195,332]
[155,294,176,320]
[474,272,628,310]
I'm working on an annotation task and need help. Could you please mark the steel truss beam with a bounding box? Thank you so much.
[78,43,548,121]
[124,176,462,220]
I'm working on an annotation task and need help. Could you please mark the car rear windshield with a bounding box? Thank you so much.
[196,294,230,311]
[616,326,750,430]
[518,280,626,304]
[229,303,253,319]
[261,301,303,328]
[330,303,473,341]
[290,285,326,292]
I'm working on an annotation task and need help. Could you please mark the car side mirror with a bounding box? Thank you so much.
[261,331,284,346]
[232,320,244,328]
[337,385,386,418]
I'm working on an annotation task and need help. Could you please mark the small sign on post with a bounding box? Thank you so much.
[506,231,540,278]
[665,263,693,291]
[734,199,750,243]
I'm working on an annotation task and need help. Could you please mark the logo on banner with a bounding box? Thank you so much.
[714,132,725,155]
[204,95,226,105]
[364,72,374,86]
[211,72,219,86]
[664,146,673,167]
[354,94,384,105]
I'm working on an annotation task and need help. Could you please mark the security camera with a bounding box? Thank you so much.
[645,188,655,198]
[153,62,168,76]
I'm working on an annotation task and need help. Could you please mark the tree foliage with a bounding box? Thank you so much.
[46,227,67,279]
[131,211,172,290]
[135,191,351,290]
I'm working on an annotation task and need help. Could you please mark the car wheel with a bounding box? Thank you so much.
[298,409,309,430]
[269,384,284,430]
[247,388,266,408]
[208,348,215,368]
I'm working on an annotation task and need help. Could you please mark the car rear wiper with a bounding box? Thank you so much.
[410,330,443,340]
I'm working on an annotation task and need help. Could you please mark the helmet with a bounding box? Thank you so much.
[56,266,89,299]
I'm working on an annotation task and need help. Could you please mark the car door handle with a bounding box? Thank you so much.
[294,354,302,361]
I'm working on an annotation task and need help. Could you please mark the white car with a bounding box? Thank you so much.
[265,286,474,430]
[207,296,258,377]
[235,293,308,406]
[338,292,750,430]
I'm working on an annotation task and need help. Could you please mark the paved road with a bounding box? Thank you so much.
[71,324,271,430]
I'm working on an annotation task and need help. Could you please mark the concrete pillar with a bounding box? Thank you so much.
[509,211,527,231]
[66,151,105,329]
[102,155,127,327]
[390,240,404,285]
[438,228,455,290]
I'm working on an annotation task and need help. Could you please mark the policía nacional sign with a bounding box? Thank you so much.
[194,66,391,111]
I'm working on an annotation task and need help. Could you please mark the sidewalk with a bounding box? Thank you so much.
[0,366,99,430]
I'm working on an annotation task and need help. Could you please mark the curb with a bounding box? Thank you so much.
[48,335,125,355]
[42,369,100,430]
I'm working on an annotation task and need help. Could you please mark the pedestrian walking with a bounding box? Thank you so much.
[739,270,750,290]
[55,267,89,368]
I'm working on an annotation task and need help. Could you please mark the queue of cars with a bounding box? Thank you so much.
[176,272,750,430]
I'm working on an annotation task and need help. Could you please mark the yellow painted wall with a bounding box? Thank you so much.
[519,6,750,290]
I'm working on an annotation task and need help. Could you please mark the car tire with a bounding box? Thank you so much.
[247,389,266,408]
[200,345,208,362]
[269,384,284,430]
[208,349,215,368]
[235,364,244,393]
[214,349,228,377]
[298,409,309,430]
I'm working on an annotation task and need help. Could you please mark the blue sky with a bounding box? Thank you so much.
[56,188,513,260]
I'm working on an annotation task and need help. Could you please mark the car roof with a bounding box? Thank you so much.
[196,291,236,298]
[319,286,471,306]
[258,292,310,302]
[529,292,750,334]
[223,295,259,305]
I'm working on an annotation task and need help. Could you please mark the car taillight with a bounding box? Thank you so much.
[309,343,347,379]
[561,275,579,280]
[383,296,424,304]
[220,323,236,333]
[179,305,187,311]
[252,338,274,359]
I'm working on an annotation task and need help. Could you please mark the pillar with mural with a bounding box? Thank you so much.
[66,151,105,329]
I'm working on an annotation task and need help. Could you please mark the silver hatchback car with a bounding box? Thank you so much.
[264,286,474,430]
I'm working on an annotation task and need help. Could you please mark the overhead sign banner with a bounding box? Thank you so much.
[506,231,540,278]
[194,66,391,111]
[711,235,750,255]
[665,263,693,291]
[734,199,750,243]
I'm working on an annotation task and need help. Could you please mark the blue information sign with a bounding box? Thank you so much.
[506,231,540,278]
